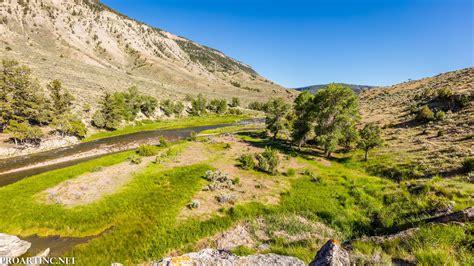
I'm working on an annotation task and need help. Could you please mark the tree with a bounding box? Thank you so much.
[190,93,207,116]
[0,59,49,128]
[140,95,158,117]
[47,80,74,115]
[52,114,87,138]
[264,97,293,140]
[5,120,43,145]
[291,91,314,149]
[231,97,240,107]
[98,92,123,130]
[207,99,227,114]
[312,84,360,158]
[358,123,383,161]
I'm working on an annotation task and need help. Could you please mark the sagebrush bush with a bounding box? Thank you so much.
[256,147,279,174]
[435,110,446,121]
[137,144,159,156]
[417,106,435,122]
[128,154,142,164]
[238,154,255,170]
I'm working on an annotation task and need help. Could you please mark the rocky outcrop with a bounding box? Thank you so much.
[424,206,474,224]
[0,233,31,258]
[155,249,305,266]
[309,240,350,266]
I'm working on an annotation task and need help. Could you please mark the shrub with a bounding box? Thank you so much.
[188,131,197,141]
[224,143,231,149]
[462,158,474,173]
[228,108,243,115]
[435,110,446,121]
[233,177,240,185]
[437,87,453,100]
[248,101,264,111]
[231,97,240,107]
[190,94,207,116]
[137,144,159,156]
[238,154,255,170]
[286,168,296,177]
[417,106,435,122]
[128,154,142,164]
[159,137,169,147]
[160,99,184,117]
[207,99,227,114]
[256,147,279,175]
[187,200,200,209]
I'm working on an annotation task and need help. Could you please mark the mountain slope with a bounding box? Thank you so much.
[360,67,473,175]
[0,0,295,107]
[296,83,375,94]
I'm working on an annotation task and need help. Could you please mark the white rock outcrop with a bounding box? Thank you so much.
[0,233,31,258]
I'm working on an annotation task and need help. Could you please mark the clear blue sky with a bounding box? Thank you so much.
[101,0,473,88]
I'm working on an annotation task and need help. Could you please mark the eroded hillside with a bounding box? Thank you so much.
[0,0,295,107]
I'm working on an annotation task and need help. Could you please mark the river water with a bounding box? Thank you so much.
[1,119,262,255]
[0,119,262,187]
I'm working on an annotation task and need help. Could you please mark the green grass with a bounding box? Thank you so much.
[83,115,248,142]
[0,129,472,265]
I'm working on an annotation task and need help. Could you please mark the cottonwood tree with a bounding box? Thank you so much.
[291,91,314,149]
[265,97,293,140]
[312,84,360,158]
[358,122,383,161]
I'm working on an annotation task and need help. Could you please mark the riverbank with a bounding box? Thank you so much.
[0,128,472,265]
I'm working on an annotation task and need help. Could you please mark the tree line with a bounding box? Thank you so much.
[263,84,383,161]
[0,59,86,145]
[0,58,244,146]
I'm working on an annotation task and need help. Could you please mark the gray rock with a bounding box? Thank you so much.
[309,240,350,266]
[0,233,31,258]
[155,248,305,266]
[27,248,50,266]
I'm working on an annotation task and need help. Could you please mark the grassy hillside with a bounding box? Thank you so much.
[360,67,473,176]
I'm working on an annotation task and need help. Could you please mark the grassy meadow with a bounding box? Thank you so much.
[0,129,472,265]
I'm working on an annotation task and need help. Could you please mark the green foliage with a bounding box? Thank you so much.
[47,80,74,115]
[159,137,169,148]
[247,101,264,111]
[230,97,240,107]
[188,131,197,141]
[207,99,228,114]
[93,87,159,130]
[160,99,184,117]
[0,59,50,129]
[140,95,158,117]
[435,110,446,121]
[417,106,435,122]
[286,168,296,177]
[256,147,280,174]
[291,91,314,148]
[238,154,255,170]
[462,157,474,173]
[358,123,383,161]
[264,97,293,139]
[227,108,243,115]
[4,120,43,145]
[437,87,453,100]
[190,93,207,116]
[127,154,142,164]
[137,144,159,157]
[51,114,87,138]
[312,84,360,157]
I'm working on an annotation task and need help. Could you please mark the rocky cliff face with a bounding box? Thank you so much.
[0,0,295,106]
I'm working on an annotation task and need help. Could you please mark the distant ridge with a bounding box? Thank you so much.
[296,84,376,94]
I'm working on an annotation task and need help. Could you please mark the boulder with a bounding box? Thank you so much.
[309,239,350,266]
[155,248,305,266]
[0,233,31,258]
